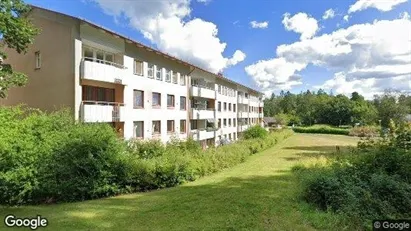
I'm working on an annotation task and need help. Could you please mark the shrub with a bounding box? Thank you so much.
[0,106,294,206]
[243,125,268,139]
[297,126,411,228]
[0,106,127,205]
[293,125,349,135]
[348,126,380,137]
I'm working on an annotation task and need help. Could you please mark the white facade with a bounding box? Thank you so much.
[5,7,265,147]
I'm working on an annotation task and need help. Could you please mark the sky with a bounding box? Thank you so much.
[25,0,411,99]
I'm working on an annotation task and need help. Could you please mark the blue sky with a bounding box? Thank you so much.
[25,0,411,98]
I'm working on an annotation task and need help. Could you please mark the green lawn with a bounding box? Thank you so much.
[0,134,360,231]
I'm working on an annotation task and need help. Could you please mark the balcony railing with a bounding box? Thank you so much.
[191,108,215,120]
[191,129,215,140]
[81,101,125,122]
[81,58,126,84]
[190,85,216,99]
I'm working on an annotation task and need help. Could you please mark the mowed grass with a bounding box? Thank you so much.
[0,134,360,231]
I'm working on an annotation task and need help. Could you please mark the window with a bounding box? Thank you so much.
[233,118,236,127]
[228,103,231,111]
[224,102,227,111]
[180,120,186,133]
[133,90,144,108]
[156,66,163,80]
[172,72,178,84]
[229,134,232,140]
[167,120,174,133]
[134,121,144,138]
[152,121,161,134]
[180,75,185,86]
[180,96,186,110]
[35,51,41,69]
[228,119,231,127]
[218,102,221,112]
[218,85,221,94]
[245,93,249,98]
[223,119,227,127]
[148,63,154,78]
[152,92,161,107]
[191,120,198,130]
[167,94,175,108]
[233,104,236,112]
[165,69,171,82]
[134,60,143,75]
[218,119,221,128]
[82,86,114,102]
[234,133,236,140]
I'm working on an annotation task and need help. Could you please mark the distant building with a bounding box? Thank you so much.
[263,117,277,127]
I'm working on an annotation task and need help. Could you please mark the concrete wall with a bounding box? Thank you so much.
[0,8,77,113]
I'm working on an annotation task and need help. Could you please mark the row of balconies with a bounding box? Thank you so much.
[80,59,264,105]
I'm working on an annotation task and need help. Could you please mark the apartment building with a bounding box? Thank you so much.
[0,6,264,147]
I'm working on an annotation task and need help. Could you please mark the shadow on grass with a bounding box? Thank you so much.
[0,172,352,231]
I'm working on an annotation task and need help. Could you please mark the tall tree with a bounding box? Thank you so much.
[0,0,39,98]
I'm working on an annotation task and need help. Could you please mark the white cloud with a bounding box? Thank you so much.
[348,0,408,14]
[400,11,411,19]
[246,17,411,97]
[322,9,335,20]
[227,50,246,66]
[343,15,350,22]
[250,20,269,29]
[282,12,319,40]
[316,72,410,99]
[92,0,244,73]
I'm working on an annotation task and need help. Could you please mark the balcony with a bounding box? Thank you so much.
[81,58,126,85]
[238,124,249,131]
[238,112,248,118]
[238,97,249,105]
[259,112,264,118]
[190,86,216,99]
[191,129,215,141]
[191,108,215,119]
[81,101,125,122]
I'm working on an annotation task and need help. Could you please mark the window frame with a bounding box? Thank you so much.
[147,63,154,78]
[167,94,175,108]
[133,59,143,76]
[180,96,186,110]
[152,120,161,134]
[180,120,186,133]
[152,92,161,108]
[133,90,144,108]
[156,66,163,81]
[167,120,175,133]
[134,121,144,139]
[35,51,41,69]
[165,69,171,82]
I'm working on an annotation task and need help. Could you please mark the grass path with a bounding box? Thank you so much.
[0,134,359,231]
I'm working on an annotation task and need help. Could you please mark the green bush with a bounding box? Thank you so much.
[0,106,294,205]
[296,126,411,228]
[0,106,128,205]
[243,125,268,139]
[293,125,349,135]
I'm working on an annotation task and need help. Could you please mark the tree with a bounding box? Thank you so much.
[374,92,408,127]
[0,0,39,98]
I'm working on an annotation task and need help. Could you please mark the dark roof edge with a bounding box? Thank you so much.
[28,4,264,96]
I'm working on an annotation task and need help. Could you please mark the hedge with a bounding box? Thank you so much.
[0,106,294,205]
